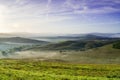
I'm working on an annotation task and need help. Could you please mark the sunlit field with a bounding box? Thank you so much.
[0,59,120,80]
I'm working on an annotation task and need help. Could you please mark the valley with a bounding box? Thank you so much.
[0,33,120,80]
[0,33,120,64]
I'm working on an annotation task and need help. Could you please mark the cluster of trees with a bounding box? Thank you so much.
[113,41,120,49]
[0,47,23,56]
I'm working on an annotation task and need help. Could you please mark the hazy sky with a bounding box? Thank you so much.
[0,0,120,34]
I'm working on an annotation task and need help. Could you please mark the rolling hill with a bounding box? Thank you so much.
[62,44,120,63]
[35,40,117,50]
[11,41,120,64]
[0,37,48,44]
[0,37,49,52]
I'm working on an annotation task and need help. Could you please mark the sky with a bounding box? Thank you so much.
[0,0,120,34]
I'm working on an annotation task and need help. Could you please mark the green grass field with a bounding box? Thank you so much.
[0,59,120,80]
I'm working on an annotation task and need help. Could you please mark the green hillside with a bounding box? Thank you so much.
[0,37,48,44]
[20,40,119,64]
[37,40,115,50]
[58,44,120,64]
[0,37,49,56]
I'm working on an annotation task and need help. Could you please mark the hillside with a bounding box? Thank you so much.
[59,44,120,63]
[12,40,120,64]
[0,37,48,44]
[36,40,116,50]
[0,37,49,52]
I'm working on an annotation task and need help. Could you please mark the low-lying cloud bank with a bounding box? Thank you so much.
[0,50,61,59]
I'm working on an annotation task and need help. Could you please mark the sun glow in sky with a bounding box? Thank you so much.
[0,0,120,34]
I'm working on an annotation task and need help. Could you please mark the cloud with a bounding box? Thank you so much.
[61,0,120,15]
[63,0,81,10]
[16,0,23,3]
[84,21,120,26]
[0,0,119,33]
[2,0,120,17]
[74,6,120,14]
[45,0,52,19]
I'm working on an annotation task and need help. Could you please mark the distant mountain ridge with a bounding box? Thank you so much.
[89,33,120,38]
[0,33,120,38]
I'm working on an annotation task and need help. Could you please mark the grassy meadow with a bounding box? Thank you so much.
[0,59,120,80]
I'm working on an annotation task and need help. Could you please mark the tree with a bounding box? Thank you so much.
[1,51,8,56]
